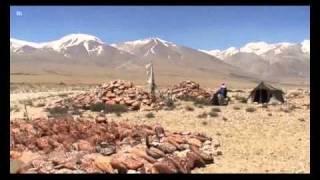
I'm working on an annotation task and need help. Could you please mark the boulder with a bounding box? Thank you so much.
[146,147,166,159]
[158,142,177,154]
[77,140,94,152]
[94,156,114,173]
[187,138,202,147]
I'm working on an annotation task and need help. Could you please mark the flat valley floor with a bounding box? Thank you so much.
[10,82,310,173]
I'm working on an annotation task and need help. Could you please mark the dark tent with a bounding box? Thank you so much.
[247,82,285,104]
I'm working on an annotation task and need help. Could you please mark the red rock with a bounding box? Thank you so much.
[187,138,202,147]
[166,137,185,151]
[17,151,41,165]
[186,151,206,168]
[125,100,134,105]
[36,137,50,150]
[153,159,178,174]
[110,155,128,173]
[167,155,189,173]
[122,155,144,170]
[95,116,107,123]
[94,156,114,173]
[105,100,116,105]
[131,148,157,163]
[170,135,187,144]
[190,145,213,164]
[158,142,176,154]
[77,140,94,152]
[146,147,166,159]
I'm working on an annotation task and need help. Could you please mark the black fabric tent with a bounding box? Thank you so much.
[247,82,285,103]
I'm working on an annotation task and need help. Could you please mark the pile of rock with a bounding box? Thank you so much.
[48,80,163,111]
[10,117,219,174]
[164,81,212,101]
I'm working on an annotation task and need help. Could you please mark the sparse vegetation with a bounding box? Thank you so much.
[145,112,155,118]
[58,93,69,98]
[246,107,256,112]
[105,104,128,114]
[89,102,106,112]
[211,107,221,112]
[208,111,219,117]
[201,121,208,126]
[34,101,46,107]
[196,104,204,108]
[89,102,129,114]
[268,113,272,116]
[185,105,194,111]
[180,96,211,105]
[197,112,208,118]
[233,106,241,110]
[222,117,228,121]
[46,106,69,116]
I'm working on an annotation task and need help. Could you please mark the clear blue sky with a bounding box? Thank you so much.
[10,6,309,50]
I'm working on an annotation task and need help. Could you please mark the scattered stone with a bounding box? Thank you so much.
[11,117,217,174]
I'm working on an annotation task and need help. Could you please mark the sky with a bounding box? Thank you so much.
[10,6,310,50]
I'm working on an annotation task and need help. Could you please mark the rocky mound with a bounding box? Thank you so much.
[47,80,164,112]
[10,117,219,174]
[164,81,212,101]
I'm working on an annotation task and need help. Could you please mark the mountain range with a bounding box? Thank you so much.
[10,33,309,85]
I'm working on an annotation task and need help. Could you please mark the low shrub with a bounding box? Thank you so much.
[246,107,256,112]
[211,107,221,112]
[185,105,194,111]
[197,112,208,118]
[145,112,155,118]
[208,111,219,117]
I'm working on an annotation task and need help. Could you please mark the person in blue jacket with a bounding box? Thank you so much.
[217,83,227,98]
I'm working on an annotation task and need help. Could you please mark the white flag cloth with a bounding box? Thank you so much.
[145,62,155,94]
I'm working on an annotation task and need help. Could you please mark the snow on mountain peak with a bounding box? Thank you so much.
[240,41,276,55]
[44,33,104,52]
[120,37,175,48]
[10,38,44,49]
[224,47,239,56]
[301,39,310,54]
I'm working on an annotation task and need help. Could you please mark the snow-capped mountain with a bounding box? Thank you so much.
[10,34,309,85]
[301,40,310,54]
[200,47,239,60]
[200,40,310,83]
[111,37,247,77]
[111,37,180,59]
[201,40,310,60]
[10,33,128,58]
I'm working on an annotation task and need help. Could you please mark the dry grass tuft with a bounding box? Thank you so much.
[185,105,195,111]
[208,111,219,117]
[145,112,155,118]
[246,107,256,112]
[197,112,208,118]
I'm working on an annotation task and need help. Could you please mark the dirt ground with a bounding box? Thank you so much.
[10,84,310,173]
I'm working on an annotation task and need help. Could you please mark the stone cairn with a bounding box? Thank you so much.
[48,80,164,112]
[10,117,220,174]
[164,81,212,101]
